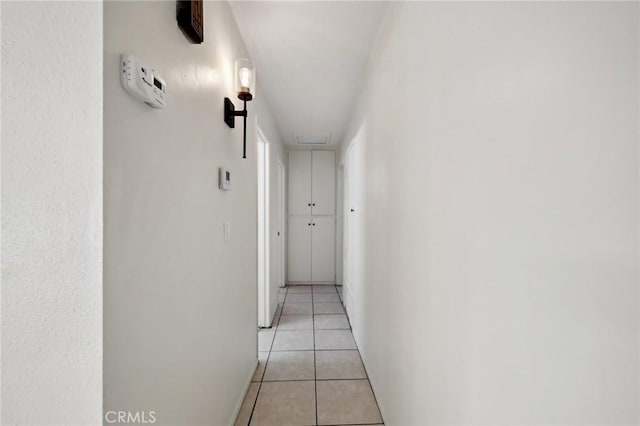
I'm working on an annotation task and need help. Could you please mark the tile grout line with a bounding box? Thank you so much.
[352,328,385,426]
[247,287,287,426]
[336,285,384,424]
[312,286,318,426]
[316,422,383,426]
[280,313,346,316]
[272,328,351,332]
[261,377,369,383]
[269,348,362,352]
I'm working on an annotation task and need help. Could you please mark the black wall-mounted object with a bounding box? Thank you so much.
[224,98,249,159]
[177,0,204,44]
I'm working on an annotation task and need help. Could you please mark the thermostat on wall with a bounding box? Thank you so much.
[120,54,167,108]
[219,167,231,191]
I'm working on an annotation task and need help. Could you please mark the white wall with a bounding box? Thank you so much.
[342,2,639,425]
[104,1,284,424]
[1,2,103,424]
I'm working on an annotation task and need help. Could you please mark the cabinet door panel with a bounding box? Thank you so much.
[288,151,312,215]
[311,151,335,215]
[288,216,312,282]
[311,216,335,282]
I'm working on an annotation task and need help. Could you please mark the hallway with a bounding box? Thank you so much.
[236,285,383,426]
[3,1,639,425]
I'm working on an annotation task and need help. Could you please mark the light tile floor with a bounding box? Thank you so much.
[235,285,384,426]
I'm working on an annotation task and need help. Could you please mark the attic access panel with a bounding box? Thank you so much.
[295,134,331,145]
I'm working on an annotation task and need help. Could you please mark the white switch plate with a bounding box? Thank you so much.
[223,221,231,241]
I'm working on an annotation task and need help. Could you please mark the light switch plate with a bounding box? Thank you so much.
[223,221,231,241]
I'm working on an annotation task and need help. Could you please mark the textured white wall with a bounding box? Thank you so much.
[343,2,639,424]
[103,1,284,424]
[1,1,103,424]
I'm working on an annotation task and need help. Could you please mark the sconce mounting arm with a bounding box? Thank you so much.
[224,97,249,159]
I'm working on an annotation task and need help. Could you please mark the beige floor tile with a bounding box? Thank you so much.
[314,302,344,314]
[282,303,313,315]
[272,329,314,351]
[314,314,350,330]
[263,351,315,381]
[286,285,312,293]
[316,380,382,425]
[234,382,260,426]
[313,293,340,303]
[252,351,269,382]
[250,381,316,426]
[312,285,337,293]
[278,315,313,330]
[315,329,357,350]
[285,293,313,303]
[258,329,275,352]
[315,350,366,379]
[271,305,282,327]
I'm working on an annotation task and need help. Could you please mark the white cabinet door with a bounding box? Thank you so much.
[288,216,312,282]
[311,216,335,282]
[311,151,335,215]
[288,151,312,215]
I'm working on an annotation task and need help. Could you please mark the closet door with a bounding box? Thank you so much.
[288,216,312,282]
[311,216,335,282]
[288,151,312,215]
[311,151,335,215]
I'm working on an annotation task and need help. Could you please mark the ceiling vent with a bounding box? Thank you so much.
[295,133,331,145]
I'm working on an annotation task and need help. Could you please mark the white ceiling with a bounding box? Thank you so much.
[229,1,388,146]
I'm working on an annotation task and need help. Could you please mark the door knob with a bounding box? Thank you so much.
[308,203,311,206]
[312,223,316,226]
[350,209,355,212]
[312,203,316,206]
[308,223,311,226]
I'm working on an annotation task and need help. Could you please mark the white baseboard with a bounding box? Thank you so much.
[343,283,355,325]
[228,358,259,426]
[355,337,387,425]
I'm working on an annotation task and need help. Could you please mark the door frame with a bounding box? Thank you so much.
[278,161,286,287]
[257,127,271,327]
[336,161,344,286]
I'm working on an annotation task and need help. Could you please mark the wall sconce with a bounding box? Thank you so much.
[224,59,255,159]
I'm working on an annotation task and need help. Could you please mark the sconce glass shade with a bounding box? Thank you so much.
[235,58,255,101]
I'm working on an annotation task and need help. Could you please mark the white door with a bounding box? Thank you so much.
[288,151,312,215]
[288,216,312,282]
[344,144,355,293]
[257,135,273,327]
[335,164,344,285]
[343,139,361,327]
[277,162,286,287]
[311,151,336,215]
[311,216,335,282]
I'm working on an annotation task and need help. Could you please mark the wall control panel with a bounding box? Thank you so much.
[121,55,166,108]
[219,167,231,191]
